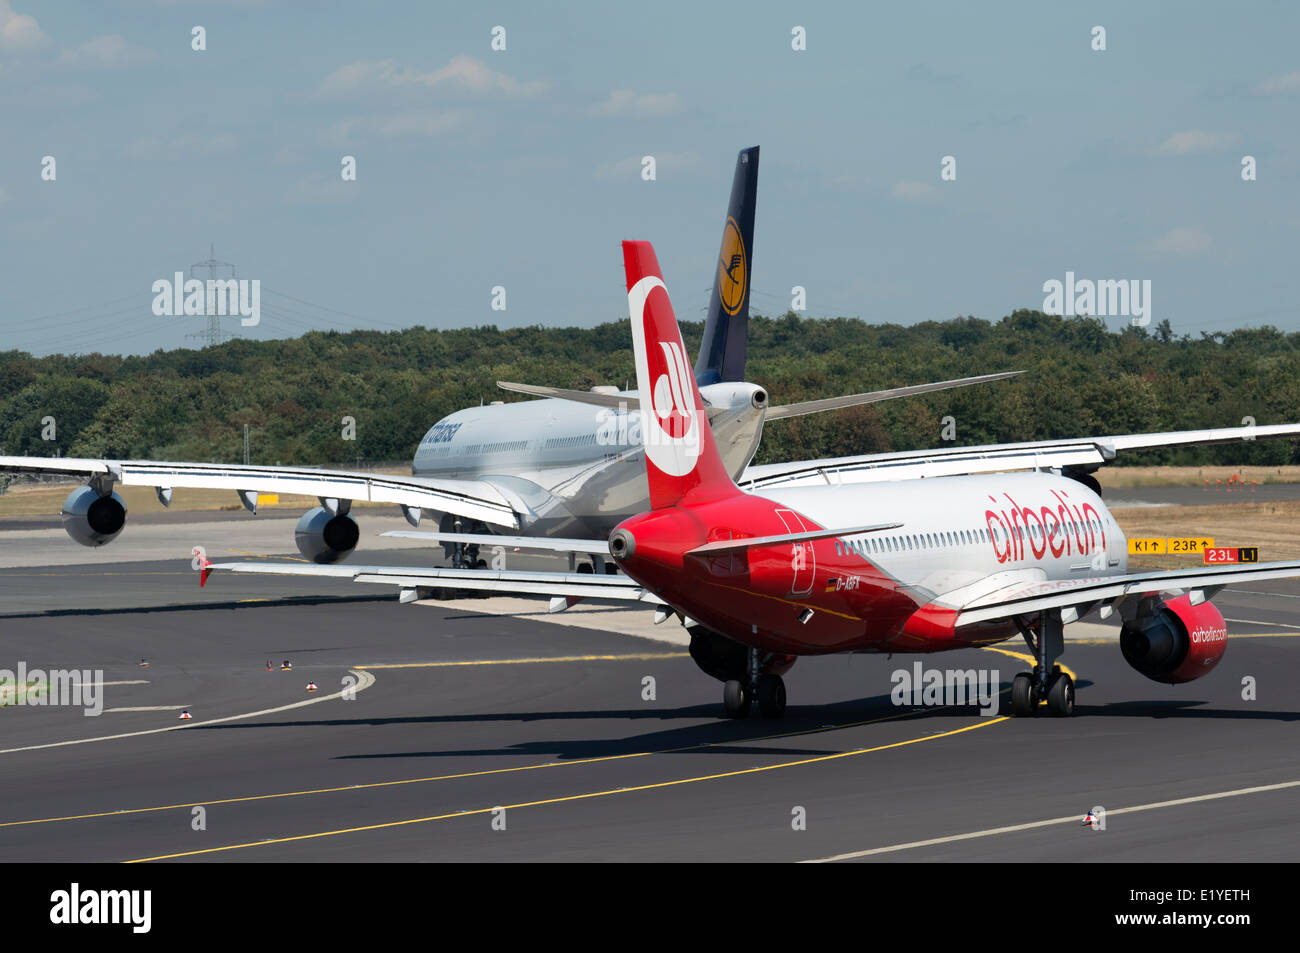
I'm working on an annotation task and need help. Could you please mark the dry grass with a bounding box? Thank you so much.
[1113,500,1300,569]
[1101,465,1300,488]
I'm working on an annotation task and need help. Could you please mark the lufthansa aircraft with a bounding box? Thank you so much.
[0,146,1014,564]
[204,241,1300,720]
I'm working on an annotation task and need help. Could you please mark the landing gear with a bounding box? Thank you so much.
[1046,669,1075,717]
[1010,609,1075,717]
[1010,672,1038,717]
[718,646,788,719]
[756,674,787,718]
[723,680,750,719]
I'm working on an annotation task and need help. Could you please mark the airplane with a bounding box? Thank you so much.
[202,239,1300,721]
[0,146,1015,566]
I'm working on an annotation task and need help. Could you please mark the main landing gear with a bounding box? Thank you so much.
[722,648,787,719]
[1011,608,1075,717]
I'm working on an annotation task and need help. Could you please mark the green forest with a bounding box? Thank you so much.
[3,311,1299,469]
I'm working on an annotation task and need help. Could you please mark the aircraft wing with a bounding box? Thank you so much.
[950,560,1300,626]
[200,558,665,604]
[742,422,1300,489]
[0,456,523,529]
[382,530,612,555]
[764,371,1022,420]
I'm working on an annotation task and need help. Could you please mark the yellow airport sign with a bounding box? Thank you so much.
[1128,538,1166,554]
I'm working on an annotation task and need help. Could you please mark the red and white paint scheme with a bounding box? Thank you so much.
[601,240,1295,717]
[206,240,1300,721]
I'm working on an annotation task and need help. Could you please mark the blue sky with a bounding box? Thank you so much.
[2,0,1298,355]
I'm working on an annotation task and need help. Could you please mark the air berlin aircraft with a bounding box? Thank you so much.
[207,241,1300,720]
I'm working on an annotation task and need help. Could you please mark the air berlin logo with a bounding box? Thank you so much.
[652,341,693,438]
[628,275,701,477]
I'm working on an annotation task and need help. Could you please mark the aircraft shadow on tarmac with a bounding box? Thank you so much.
[1075,699,1300,720]
[181,695,1038,762]
[0,594,394,620]
[178,687,1299,763]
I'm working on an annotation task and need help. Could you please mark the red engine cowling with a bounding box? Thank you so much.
[1120,593,1227,684]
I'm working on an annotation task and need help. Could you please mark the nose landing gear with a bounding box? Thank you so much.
[722,648,787,719]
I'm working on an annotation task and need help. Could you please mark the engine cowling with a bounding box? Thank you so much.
[61,485,127,547]
[1120,593,1227,684]
[294,506,359,564]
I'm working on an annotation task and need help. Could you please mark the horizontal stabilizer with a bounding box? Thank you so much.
[496,381,729,420]
[765,371,1022,421]
[686,521,902,556]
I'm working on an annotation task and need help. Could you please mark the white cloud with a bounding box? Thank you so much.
[890,180,939,201]
[596,152,697,181]
[58,34,155,69]
[1256,70,1300,95]
[587,90,684,118]
[0,1,47,52]
[319,55,544,99]
[1153,130,1235,156]
[1148,225,1211,257]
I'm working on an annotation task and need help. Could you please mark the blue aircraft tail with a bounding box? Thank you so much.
[694,146,758,385]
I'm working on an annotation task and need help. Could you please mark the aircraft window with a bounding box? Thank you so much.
[835,541,842,555]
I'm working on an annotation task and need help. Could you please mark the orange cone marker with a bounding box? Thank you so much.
[305,681,318,693]
[281,660,292,671]
[178,710,192,720]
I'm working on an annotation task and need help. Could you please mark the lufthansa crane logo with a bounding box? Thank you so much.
[627,275,701,477]
[717,217,747,316]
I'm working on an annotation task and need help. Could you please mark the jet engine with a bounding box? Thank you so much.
[61,485,128,546]
[294,506,359,564]
[1120,592,1227,684]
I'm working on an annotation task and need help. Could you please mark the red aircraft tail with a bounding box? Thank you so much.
[622,240,740,510]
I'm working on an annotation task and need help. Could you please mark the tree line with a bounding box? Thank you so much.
[2,312,1297,469]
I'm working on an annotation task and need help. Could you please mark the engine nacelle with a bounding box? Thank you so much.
[294,506,359,564]
[61,485,127,547]
[1120,593,1227,684]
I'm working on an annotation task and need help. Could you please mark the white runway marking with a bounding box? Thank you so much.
[0,669,375,755]
[104,706,190,712]
[803,778,1300,862]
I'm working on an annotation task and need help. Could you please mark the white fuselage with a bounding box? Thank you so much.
[761,470,1127,607]
[411,383,767,536]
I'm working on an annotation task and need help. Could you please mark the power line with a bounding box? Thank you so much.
[186,244,238,348]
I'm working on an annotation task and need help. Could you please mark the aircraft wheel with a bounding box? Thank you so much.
[1010,672,1038,717]
[723,679,750,719]
[1046,671,1075,717]
[756,674,787,718]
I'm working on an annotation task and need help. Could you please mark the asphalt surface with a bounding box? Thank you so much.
[1102,482,1300,508]
[1,547,1298,863]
